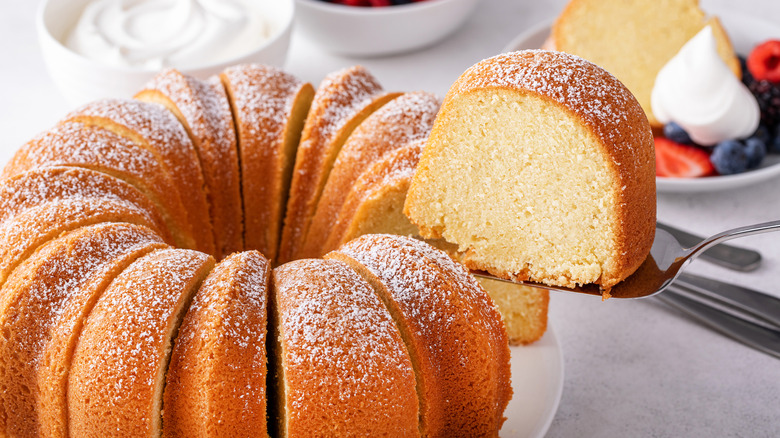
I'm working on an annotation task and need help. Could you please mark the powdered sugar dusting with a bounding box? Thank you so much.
[167,250,269,422]
[301,65,385,151]
[222,64,304,147]
[334,234,512,434]
[0,222,164,436]
[453,50,653,160]
[273,258,417,432]
[304,92,440,257]
[69,249,210,434]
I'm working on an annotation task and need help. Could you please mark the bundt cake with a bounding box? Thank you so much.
[299,91,440,259]
[136,69,244,259]
[278,66,401,264]
[322,138,424,254]
[68,249,214,437]
[326,234,512,437]
[0,223,166,437]
[0,55,658,433]
[62,99,215,254]
[404,50,656,292]
[162,250,271,437]
[0,166,171,290]
[220,64,315,264]
[270,258,420,437]
[4,121,196,250]
[550,0,740,128]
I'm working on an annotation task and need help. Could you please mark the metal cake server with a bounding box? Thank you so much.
[472,219,780,299]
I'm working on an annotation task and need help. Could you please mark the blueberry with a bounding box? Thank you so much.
[391,0,412,3]
[710,140,749,175]
[744,137,767,168]
[751,124,772,144]
[663,122,692,144]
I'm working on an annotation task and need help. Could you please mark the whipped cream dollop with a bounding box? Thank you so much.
[66,0,273,70]
[651,26,759,146]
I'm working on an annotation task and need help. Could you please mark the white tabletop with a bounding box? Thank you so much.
[2,0,780,436]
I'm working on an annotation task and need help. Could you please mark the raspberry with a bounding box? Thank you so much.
[747,40,780,83]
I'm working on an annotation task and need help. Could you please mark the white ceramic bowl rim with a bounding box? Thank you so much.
[36,0,294,73]
[297,0,462,16]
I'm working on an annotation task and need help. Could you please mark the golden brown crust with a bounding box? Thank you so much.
[271,258,419,437]
[0,167,171,290]
[163,251,270,437]
[322,138,424,254]
[0,223,166,438]
[4,122,196,250]
[221,65,314,263]
[278,65,400,264]
[136,69,244,259]
[327,234,512,437]
[68,249,214,438]
[406,50,655,290]
[301,92,440,259]
[62,98,216,255]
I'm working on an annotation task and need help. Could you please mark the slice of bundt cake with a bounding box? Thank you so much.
[326,234,512,437]
[0,223,166,437]
[322,138,424,254]
[278,65,400,264]
[269,258,419,437]
[62,99,216,254]
[221,65,314,263]
[136,69,244,259]
[476,278,549,346]
[551,0,740,128]
[68,249,214,437]
[4,122,196,250]
[405,50,656,292]
[162,250,270,437]
[0,167,171,291]
[300,91,440,259]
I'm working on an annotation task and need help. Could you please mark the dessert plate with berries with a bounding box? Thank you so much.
[503,13,780,193]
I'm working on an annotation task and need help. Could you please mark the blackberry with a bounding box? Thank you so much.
[740,55,754,86]
[748,79,780,127]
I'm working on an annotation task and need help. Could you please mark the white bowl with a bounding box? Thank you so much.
[37,0,294,106]
[294,0,481,56]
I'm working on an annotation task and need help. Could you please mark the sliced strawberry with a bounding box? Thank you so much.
[748,40,780,83]
[370,0,392,5]
[654,137,716,178]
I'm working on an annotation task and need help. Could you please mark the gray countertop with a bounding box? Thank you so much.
[1,0,779,436]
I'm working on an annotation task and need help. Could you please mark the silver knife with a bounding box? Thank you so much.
[659,290,780,359]
[675,273,780,330]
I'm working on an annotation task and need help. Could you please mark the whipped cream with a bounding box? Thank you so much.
[651,26,759,146]
[66,0,273,70]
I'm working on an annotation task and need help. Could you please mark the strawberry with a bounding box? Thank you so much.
[654,137,716,178]
[747,40,780,83]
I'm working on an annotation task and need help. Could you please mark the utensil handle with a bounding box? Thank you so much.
[659,288,780,360]
[657,222,761,271]
[677,273,780,330]
[685,220,780,261]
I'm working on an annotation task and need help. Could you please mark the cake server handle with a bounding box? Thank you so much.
[657,222,761,272]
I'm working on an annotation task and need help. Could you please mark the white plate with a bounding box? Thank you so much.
[502,14,780,193]
[500,324,564,438]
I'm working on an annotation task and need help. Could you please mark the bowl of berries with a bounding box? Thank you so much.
[294,0,481,56]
